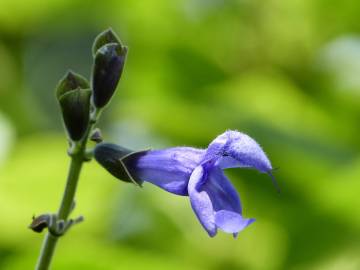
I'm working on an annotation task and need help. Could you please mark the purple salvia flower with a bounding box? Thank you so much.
[94,130,276,237]
[126,147,204,195]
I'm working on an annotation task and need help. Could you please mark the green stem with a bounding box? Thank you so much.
[58,155,84,220]
[35,233,57,270]
[35,109,101,270]
[35,154,83,270]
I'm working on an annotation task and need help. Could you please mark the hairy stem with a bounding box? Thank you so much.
[35,109,100,270]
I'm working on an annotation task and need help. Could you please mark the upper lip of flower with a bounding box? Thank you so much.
[94,130,276,237]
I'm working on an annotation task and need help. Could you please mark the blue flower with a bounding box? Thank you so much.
[94,130,276,237]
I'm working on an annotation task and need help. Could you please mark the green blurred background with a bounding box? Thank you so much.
[1,0,360,269]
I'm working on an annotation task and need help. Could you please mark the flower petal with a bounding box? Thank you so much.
[215,210,255,234]
[188,164,252,237]
[188,165,217,236]
[126,147,205,195]
[206,130,273,173]
[201,165,242,213]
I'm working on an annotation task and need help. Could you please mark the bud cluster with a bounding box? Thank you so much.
[56,29,127,141]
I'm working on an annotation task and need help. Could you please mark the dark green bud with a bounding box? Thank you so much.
[56,70,91,141]
[94,143,145,186]
[56,70,89,100]
[91,28,127,108]
[90,128,103,143]
[58,88,91,141]
[92,28,122,57]
[92,37,127,108]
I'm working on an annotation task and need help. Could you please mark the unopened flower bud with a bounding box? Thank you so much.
[94,143,145,186]
[56,70,89,99]
[56,71,91,141]
[92,28,122,57]
[90,128,103,143]
[91,29,127,108]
